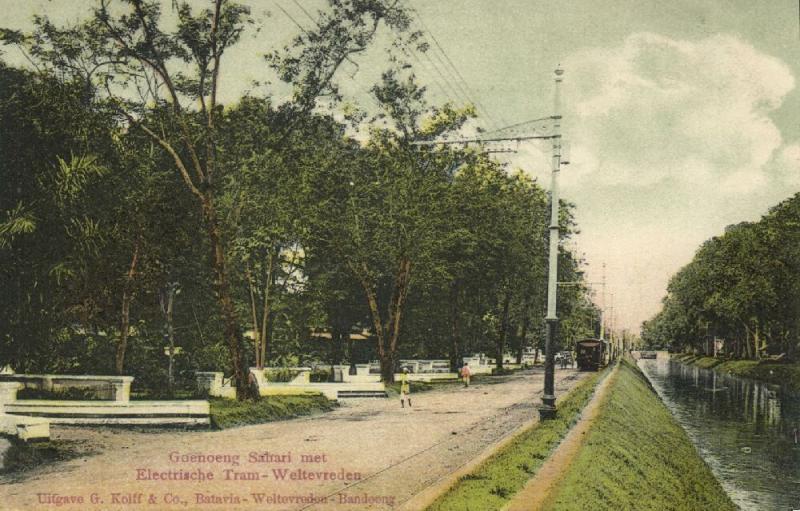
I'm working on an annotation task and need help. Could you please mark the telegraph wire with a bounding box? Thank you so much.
[404,0,504,130]
[290,0,319,28]
[273,1,383,111]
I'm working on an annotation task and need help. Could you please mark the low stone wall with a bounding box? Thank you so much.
[255,382,386,400]
[0,382,50,441]
[0,412,50,441]
[5,400,210,426]
[0,374,133,402]
[399,359,451,373]
[400,372,459,382]
[196,371,236,399]
[247,368,386,400]
[317,365,383,384]
[1,379,208,428]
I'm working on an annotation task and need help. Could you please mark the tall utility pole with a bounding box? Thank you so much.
[599,263,606,341]
[409,67,568,419]
[539,66,564,420]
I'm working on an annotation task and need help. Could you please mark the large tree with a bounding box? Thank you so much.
[3,0,412,398]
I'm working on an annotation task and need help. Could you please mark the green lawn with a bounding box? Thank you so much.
[544,359,736,511]
[674,353,800,391]
[209,394,336,429]
[427,368,608,511]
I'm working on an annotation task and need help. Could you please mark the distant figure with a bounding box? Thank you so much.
[793,427,799,445]
[461,362,472,388]
[400,368,411,408]
[560,353,567,370]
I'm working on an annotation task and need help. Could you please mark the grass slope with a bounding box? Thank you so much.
[674,353,800,391]
[544,360,736,511]
[210,394,335,429]
[427,369,608,511]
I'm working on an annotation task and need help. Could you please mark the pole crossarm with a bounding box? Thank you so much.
[410,115,560,147]
[409,133,558,146]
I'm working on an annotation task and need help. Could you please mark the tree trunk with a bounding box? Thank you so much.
[245,262,260,367]
[754,321,761,360]
[259,250,275,369]
[165,289,175,398]
[201,195,253,400]
[517,313,530,365]
[496,290,511,370]
[352,257,412,384]
[449,281,462,372]
[385,258,412,381]
[115,243,139,375]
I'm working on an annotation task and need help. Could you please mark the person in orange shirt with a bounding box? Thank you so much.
[460,362,472,388]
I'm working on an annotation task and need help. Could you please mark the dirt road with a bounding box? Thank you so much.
[0,368,585,511]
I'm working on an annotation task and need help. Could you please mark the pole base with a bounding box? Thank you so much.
[539,394,557,420]
[538,404,557,420]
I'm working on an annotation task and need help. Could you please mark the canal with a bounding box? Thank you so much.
[638,358,800,510]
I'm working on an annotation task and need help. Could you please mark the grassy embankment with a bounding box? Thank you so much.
[543,359,736,511]
[674,353,800,391]
[427,368,609,510]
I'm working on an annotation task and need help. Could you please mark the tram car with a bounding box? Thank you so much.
[575,338,609,371]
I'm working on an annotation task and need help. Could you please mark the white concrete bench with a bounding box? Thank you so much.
[0,374,133,402]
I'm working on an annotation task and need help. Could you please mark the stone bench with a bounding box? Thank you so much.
[0,374,133,402]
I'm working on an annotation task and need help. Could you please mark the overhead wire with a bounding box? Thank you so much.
[273,1,383,111]
[403,0,504,130]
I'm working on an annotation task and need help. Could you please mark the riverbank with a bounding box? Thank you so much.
[674,353,800,391]
[543,359,736,510]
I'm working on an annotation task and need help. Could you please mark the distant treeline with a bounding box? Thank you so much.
[642,194,800,360]
[0,2,598,398]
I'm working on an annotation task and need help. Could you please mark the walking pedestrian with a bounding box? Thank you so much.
[400,368,411,408]
[460,362,472,388]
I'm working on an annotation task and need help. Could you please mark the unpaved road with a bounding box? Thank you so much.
[0,368,585,511]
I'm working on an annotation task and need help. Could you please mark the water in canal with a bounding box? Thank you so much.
[638,358,800,510]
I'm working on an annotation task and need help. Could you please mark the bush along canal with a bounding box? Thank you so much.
[639,356,800,510]
[544,359,736,511]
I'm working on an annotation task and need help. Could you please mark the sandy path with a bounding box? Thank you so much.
[0,368,586,511]
[504,364,618,511]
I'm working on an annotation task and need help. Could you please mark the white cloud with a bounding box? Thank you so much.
[770,143,800,187]
[562,32,795,192]
[545,33,799,332]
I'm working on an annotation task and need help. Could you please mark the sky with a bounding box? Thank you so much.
[3,0,800,332]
